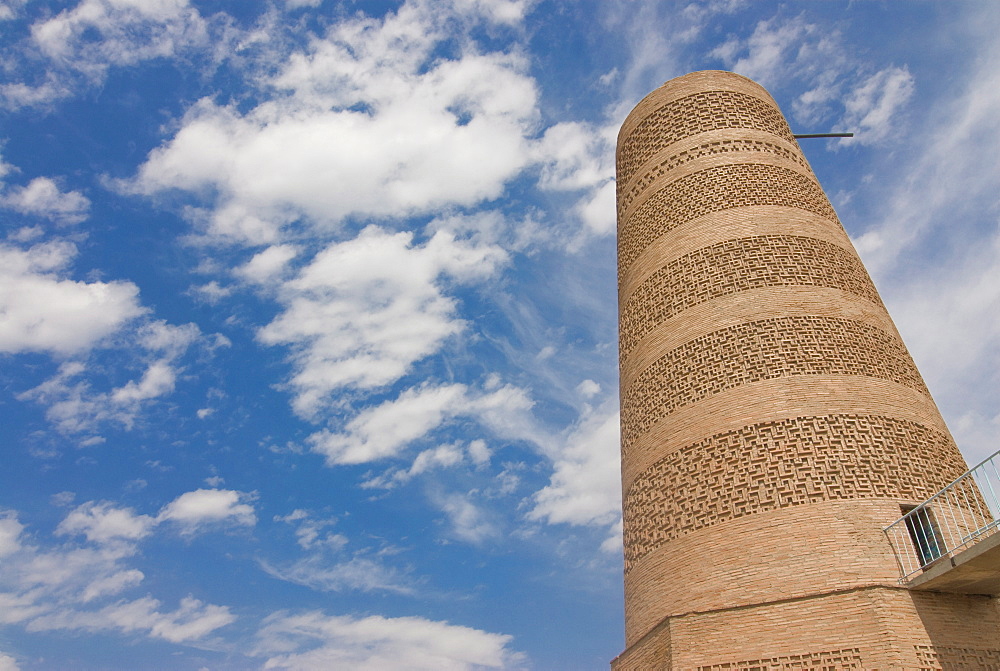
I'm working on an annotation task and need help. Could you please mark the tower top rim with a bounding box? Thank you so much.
[617,70,780,145]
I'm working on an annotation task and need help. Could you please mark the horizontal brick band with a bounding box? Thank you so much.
[618,163,838,274]
[617,136,810,217]
[617,89,795,186]
[619,235,882,360]
[622,414,968,572]
[697,648,864,671]
[621,316,927,450]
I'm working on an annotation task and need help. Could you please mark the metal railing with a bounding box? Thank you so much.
[884,448,1000,583]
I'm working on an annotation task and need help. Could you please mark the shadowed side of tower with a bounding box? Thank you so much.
[613,71,1000,670]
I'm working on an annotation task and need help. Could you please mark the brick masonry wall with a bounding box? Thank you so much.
[615,70,998,665]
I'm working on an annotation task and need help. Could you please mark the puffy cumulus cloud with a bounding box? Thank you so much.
[235,244,300,285]
[528,407,621,539]
[253,610,521,671]
[532,121,618,242]
[157,489,257,533]
[56,502,155,544]
[0,504,234,643]
[0,241,145,355]
[259,228,507,419]
[127,0,539,243]
[0,177,90,224]
[534,122,614,193]
[0,652,18,671]
[308,382,533,466]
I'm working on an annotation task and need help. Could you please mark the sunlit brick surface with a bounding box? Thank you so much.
[613,70,1000,669]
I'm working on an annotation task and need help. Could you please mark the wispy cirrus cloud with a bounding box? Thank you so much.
[710,14,913,144]
[1,176,90,224]
[0,490,253,646]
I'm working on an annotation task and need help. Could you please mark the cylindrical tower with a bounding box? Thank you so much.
[614,71,1000,669]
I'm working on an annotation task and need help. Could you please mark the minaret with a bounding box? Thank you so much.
[613,71,1000,669]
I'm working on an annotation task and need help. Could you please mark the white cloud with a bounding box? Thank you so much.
[709,14,909,141]
[18,318,203,438]
[157,489,257,532]
[27,595,235,644]
[110,360,177,405]
[841,66,914,145]
[261,555,413,595]
[0,504,234,644]
[528,407,621,531]
[710,15,817,89]
[265,511,412,594]
[258,228,507,419]
[434,491,499,545]
[0,652,19,671]
[0,177,90,224]
[56,502,155,544]
[235,244,299,284]
[253,610,521,670]
[467,439,491,467]
[534,122,612,192]
[575,379,600,398]
[1,0,229,109]
[361,443,467,489]
[128,1,539,243]
[30,0,211,76]
[0,513,23,558]
[0,241,145,355]
[308,382,532,466]
[573,179,617,237]
[21,357,184,437]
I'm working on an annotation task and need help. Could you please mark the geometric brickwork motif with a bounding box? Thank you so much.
[620,316,930,450]
[696,648,865,670]
[622,414,969,571]
[618,234,884,359]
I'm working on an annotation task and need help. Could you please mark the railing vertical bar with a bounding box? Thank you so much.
[942,487,962,550]
[970,473,991,531]
[958,480,978,543]
[985,458,1000,519]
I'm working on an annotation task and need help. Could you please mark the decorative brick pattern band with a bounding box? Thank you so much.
[623,415,969,571]
[697,648,864,670]
[618,163,838,274]
[618,235,883,360]
[915,646,1000,670]
[617,90,795,187]
[621,316,927,450]
[617,137,811,216]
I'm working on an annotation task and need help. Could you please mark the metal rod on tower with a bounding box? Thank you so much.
[793,132,855,138]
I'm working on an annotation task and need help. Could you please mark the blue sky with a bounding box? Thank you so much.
[0,1,999,669]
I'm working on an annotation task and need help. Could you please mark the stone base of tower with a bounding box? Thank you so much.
[611,587,1000,670]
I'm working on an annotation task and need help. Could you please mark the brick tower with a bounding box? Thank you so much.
[613,71,1000,669]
